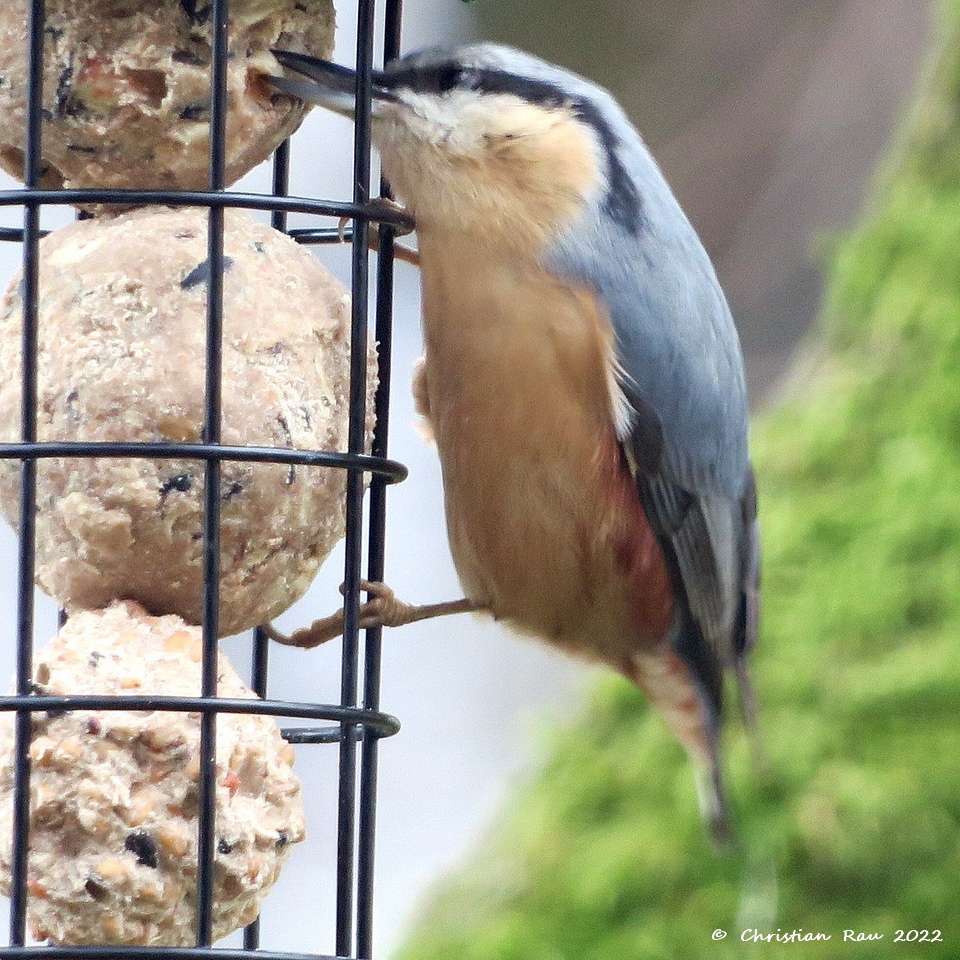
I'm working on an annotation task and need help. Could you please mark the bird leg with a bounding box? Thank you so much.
[378,233,421,267]
[261,580,481,649]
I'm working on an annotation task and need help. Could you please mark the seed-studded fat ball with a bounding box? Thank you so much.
[0,206,376,636]
[0,0,334,195]
[0,601,306,946]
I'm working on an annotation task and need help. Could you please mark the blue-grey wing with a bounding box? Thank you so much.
[546,164,758,717]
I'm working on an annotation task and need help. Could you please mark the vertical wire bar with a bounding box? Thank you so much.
[250,627,271,699]
[356,1,403,955]
[242,624,271,950]
[195,0,230,945]
[245,94,289,955]
[271,139,291,234]
[336,0,378,953]
[244,98,287,960]
[9,0,46,944]
[241,914,261,951]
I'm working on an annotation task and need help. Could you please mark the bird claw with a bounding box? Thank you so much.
[261,580,402,649]
[340,578,424,631]
[368,198,420,265]
[261,580,478,649]
[338,197,414,240]
[368,197,415,237]
[336,200,420,266]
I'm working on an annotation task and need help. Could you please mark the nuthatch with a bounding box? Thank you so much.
[268,43,760,840]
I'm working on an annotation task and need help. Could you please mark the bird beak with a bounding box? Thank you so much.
[266,49,397,119]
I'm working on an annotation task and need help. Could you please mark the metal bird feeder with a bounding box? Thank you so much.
[0,1,406,958]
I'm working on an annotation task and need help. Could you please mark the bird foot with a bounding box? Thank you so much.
[261,580,480,649]
[336,198,420,266]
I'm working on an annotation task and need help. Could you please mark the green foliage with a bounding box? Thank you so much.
[393,2,960,957]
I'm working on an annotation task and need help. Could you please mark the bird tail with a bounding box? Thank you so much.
[693,752,733,848]
[733,656,768,772]
[627,649,732,846]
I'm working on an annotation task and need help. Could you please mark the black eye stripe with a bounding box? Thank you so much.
[384,64,463,95]
[385,64,571,107]
[434,64,463,93]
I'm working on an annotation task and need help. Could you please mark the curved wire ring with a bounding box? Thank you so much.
[0,694,401,741]
[0,949,348,960]
[0,441,408,485]
[0,188,415,243]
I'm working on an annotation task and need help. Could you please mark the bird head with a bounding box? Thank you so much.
[269,44,644,247]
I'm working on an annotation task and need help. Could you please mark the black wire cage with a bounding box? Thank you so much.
[0,1,407,958]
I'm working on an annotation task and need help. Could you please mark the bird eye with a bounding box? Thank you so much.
[434,65,464,94]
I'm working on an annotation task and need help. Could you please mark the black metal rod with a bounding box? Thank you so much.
[0,225,378,247]
[251,626,272,700]
[357,2,404,954]
[286,227,366,245]
[335,0,380,952]
[0,189,415,230]
[0,694,401,735]
[0,440,408,483]
[246,71,290,960]
[240,923,261,953]
[195,0,230,943]
[281,725,362,745]
[271,139,291,234]
[0,948,359,960]
[9,0,45,946]
[243,626,271,950]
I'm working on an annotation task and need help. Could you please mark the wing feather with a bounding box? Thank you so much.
[546,145,758,722]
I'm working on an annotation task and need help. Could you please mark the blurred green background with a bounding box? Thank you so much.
[390,0,960,956]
